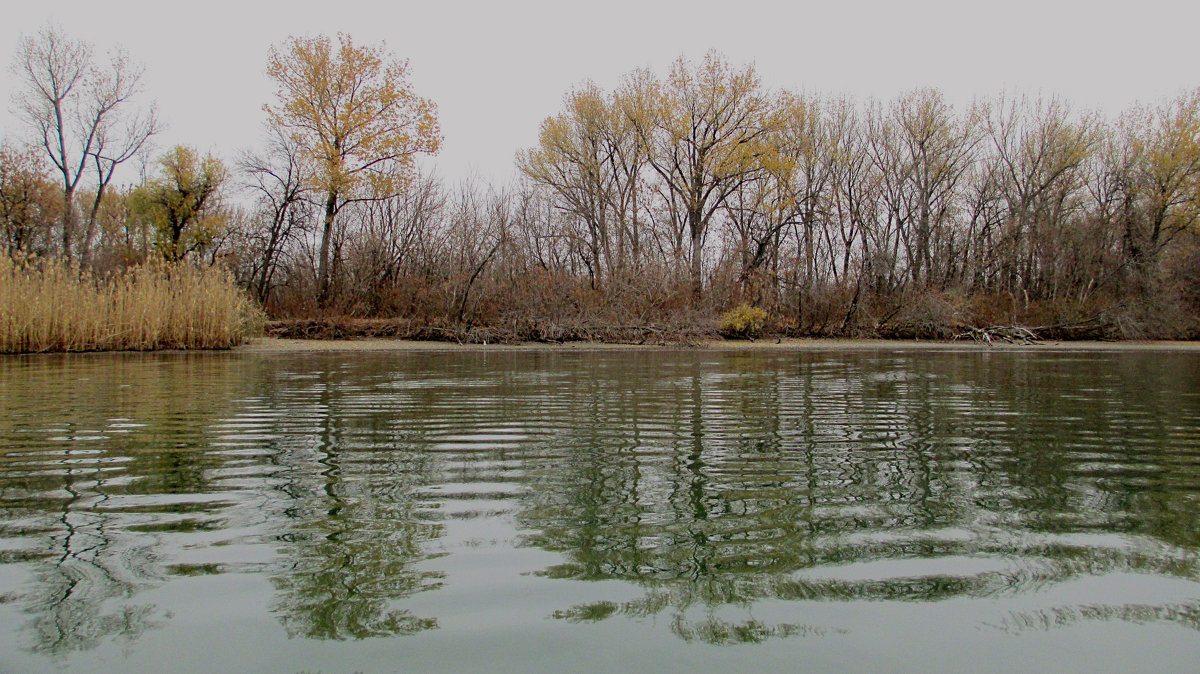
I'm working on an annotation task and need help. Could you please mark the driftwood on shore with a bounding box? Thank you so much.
[954,325,1041,345]
[953,315,1122,345]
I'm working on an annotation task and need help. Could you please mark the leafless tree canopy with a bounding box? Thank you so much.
[11,24,157,264]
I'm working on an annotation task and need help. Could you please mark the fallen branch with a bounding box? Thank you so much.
[954,325,1041,345]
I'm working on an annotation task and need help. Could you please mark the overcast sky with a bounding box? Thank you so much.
[3,0,1198,186]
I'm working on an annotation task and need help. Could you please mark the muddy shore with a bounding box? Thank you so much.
[235,336,1200,354]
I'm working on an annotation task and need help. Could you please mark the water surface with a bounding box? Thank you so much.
[1,348,1199,672]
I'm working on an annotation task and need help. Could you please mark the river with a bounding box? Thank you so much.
[1,347,1198,672]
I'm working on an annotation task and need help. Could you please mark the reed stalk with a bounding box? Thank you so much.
[0,255,262,353]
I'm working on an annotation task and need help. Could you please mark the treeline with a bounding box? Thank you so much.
[3,28,1198,344]
[511,55,1200,340]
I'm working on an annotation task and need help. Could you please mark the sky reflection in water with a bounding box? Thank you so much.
[1,348,1199,672]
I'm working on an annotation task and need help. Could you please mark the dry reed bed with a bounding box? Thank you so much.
[0,256,261,353]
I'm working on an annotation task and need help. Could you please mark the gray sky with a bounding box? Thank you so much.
[3,0,1198,186]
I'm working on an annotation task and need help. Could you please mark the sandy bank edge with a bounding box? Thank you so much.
[235,336,1200,354]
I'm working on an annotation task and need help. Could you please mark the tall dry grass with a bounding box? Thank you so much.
[0,255,263,353]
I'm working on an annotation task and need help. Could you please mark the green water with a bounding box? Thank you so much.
[1,347,1199,672]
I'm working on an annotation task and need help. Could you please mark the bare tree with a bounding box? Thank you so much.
[239,127,313,302]
[345,172,445,312]
[11,24,156,263]
[80,56,158,266]
[982,94,1095,295]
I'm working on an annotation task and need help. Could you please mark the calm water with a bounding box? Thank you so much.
[1,347,1199,672]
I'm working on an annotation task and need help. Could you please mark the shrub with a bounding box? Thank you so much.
[719,304,769,339]
[876,290,966,339]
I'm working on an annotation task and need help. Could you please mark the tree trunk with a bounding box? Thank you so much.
[318,191,337,306]
[689,209,704,300]
[80,190,106,268]
[61,186,77,262]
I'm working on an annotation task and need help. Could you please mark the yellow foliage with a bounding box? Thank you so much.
[719,303,769,338]
[0,144,61,254]
[265,33,441,198]
[651,52,779,183]
[131,145,227,261]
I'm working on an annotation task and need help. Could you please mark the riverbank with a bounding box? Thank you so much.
[235,336,1200,354]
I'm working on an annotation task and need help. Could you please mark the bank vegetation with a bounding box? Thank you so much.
[0,256,259,352]
[3,27,1198,351]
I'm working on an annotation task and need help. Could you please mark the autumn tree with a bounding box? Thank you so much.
[1117,90,1200,288]
[131,146,227,262]
[0,143,60,255]
[870,89,978,288]
[723,92,839,306]
[518,83,647,285]
[11,24,157,263]
[822,98,878,291]
[982,95,1096,295]
[264,33,441,305]
[625,52,778,299]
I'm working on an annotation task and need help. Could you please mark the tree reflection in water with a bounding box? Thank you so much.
[266,365,443,640]
[507,352,1200,642]
[0,355,256,654]
[18,490,164,656]
[2,350,1199,655]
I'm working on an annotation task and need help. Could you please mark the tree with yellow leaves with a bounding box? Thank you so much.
[264,33,441,304]
[1123,90,1200,280]
[131,146,227,262]
[517,82,646,285]
[624,52,779,299]
[0,143,61,256]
